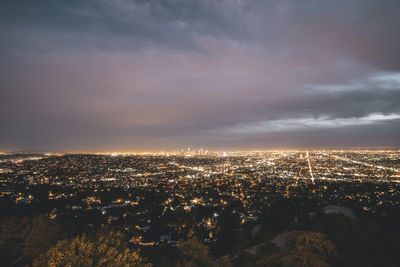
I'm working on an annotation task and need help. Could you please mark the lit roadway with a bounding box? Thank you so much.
[332,155,400,174]
[306,151,315,184]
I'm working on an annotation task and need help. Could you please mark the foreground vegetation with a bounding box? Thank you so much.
[1,201,400,267]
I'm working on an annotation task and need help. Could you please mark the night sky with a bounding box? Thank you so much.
[1,0,400,151]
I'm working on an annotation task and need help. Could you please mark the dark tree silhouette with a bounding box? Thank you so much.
[34,231,150,267]
[257,231,336,267]
[176,238,212,267]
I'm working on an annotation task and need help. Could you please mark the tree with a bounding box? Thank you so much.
[34,231,151,267]
[257,231,336,267]
[215,209,241,255]
[233,229,250,252]
[314,214,391,267]
[176,238,212,267]
[0,216,66,265]
[217,256,233,267]
[261,199,294,235]
[233,251,257,267]
[23,216,67,261]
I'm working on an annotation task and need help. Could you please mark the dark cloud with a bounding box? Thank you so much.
[1,0,400,151]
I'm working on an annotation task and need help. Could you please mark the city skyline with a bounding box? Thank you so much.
[1,0,400,151]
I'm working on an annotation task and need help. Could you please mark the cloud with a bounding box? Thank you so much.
[1,0,400,150]
[306,72,400,93]
[226,113,400,134]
